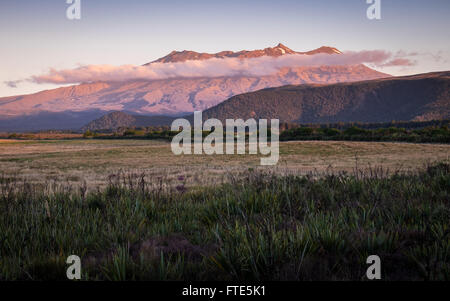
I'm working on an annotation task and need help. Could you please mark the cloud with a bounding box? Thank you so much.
[393,50,445,64]
[21,50,416,85]
[425,51,445,63]
[4,80,21,88]
[379,58,416,67]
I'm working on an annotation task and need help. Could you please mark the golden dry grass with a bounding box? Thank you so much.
[0,139,448,189]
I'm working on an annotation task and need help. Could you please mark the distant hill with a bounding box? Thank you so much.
[81,112,136,131]
[81,111,175,131]
[201,71,450,123]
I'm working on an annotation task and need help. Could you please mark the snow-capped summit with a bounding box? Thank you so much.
[146,44,342,65]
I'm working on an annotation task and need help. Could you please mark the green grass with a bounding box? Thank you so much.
[0,163,449,281]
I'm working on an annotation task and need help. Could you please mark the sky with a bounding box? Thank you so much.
[0,0,449,97]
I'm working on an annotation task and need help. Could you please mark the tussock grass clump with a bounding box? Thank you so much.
[0,163,449,281]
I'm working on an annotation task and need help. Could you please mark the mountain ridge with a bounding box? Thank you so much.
[146,44,342,64]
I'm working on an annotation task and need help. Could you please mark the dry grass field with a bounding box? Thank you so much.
[0,139,448,190]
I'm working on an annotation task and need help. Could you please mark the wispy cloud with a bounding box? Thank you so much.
[4,80,21,88]
[379,58,416,67]
[8,50,419,86]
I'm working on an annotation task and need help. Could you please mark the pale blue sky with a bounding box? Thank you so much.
[1,0,449,97]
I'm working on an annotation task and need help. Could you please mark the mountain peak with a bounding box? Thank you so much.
[270,43,296,55]
[306,46,343,55]
[275,43,292,51]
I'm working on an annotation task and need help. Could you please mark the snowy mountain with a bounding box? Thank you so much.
[0,44,390,131]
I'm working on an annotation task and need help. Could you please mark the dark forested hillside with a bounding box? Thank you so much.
[201,71,450,123]
[82,112,175,131]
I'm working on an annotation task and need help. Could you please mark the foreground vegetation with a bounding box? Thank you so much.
[1,162,449,281]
